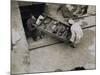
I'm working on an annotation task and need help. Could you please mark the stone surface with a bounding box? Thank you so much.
[29,27,95,73]
[11,1,29,74]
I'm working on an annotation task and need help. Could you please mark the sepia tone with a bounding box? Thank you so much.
[11,0,96,74]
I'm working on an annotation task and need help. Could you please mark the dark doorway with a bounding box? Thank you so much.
[18,2,46,38]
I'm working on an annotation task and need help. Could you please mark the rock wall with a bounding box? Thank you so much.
[87,6,96,14]
[11,0,30,74]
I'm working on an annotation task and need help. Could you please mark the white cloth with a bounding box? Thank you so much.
[36,15,44,25]
[70,22,83,44]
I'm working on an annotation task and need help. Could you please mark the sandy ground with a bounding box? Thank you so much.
[27,8,96,73]
[28,26,95,73]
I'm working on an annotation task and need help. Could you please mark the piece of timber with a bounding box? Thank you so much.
[38,16,71,42]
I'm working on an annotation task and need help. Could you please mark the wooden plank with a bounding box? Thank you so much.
[38,16,71,41]
[28,36,61,50]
